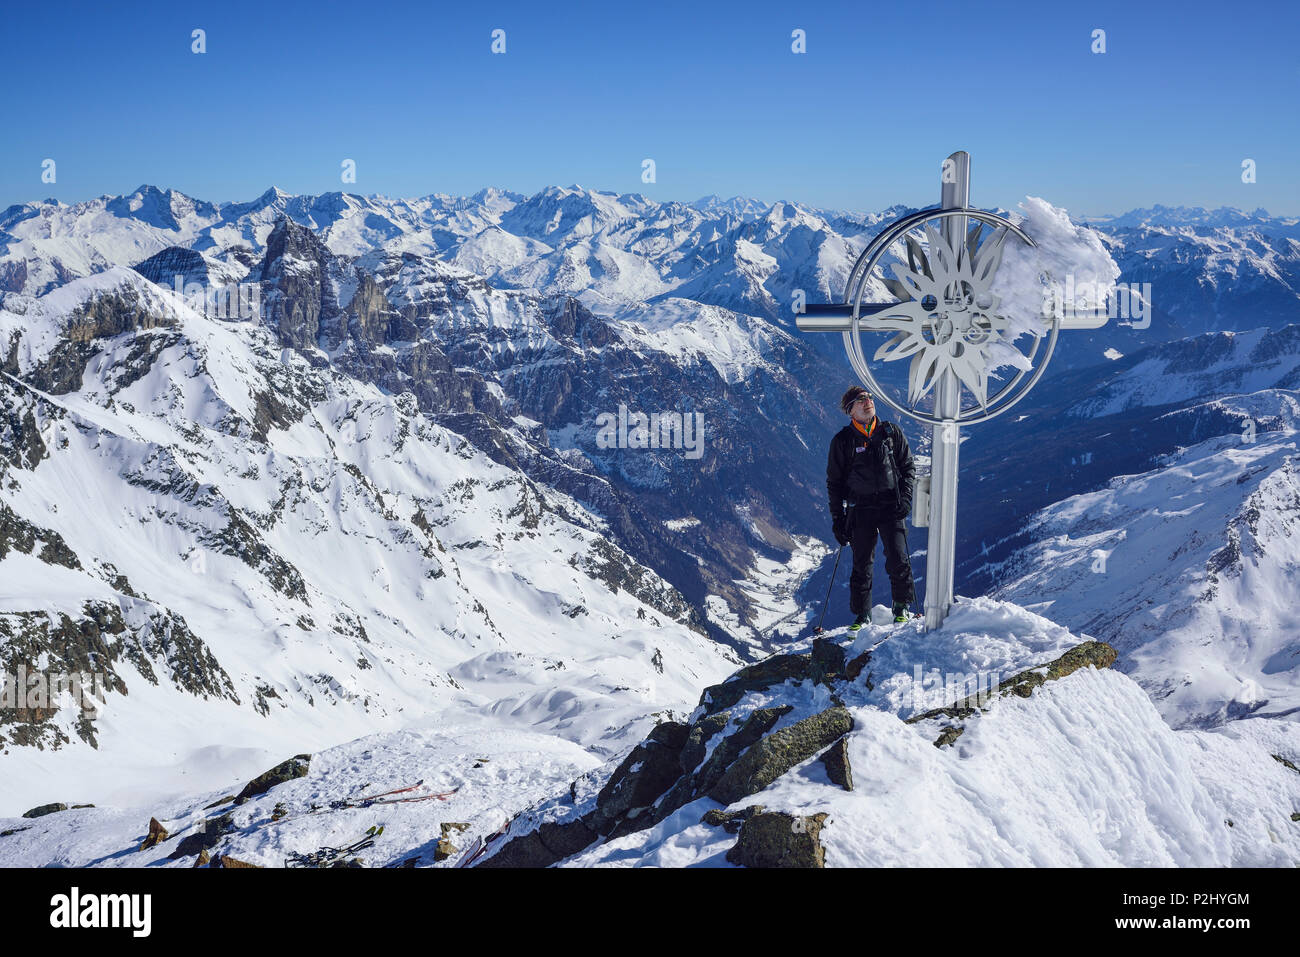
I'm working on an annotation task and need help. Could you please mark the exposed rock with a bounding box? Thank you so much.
[203,794,237,809]
[933,726,965,749]
[726,811,829,868]
[710,707,854,806]
[194,849,210,867]
[906,641,1120,747]
[1273,754,1299,774]
[139,816,169,850]
[434,820,472,861]
[702,804,766,834]
[818,737,853,790]
[845,650,872,681]
[699,653,811,715]
[474,829,554,869]
[655,706,793,822]
[809,638,846,684]
[997,641,1118,699]
[679,711,731,773]
[167,813,234,859]
[21,802,67,819]
[905,705,980,725]
[234,753,311,804]
[0,827,32,837]
[592,720,689,831]
[692,707,793,797]
[210,854,262,868]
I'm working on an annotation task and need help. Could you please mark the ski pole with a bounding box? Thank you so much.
[813,545,844,635]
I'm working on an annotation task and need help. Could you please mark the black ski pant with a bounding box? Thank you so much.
[847,503,915,616]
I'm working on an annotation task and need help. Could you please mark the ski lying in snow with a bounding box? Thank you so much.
[455,818,510,868]
[358,786,460,808]
[353,780,424,801]
[266,784,459,826]
[285,825,384,868]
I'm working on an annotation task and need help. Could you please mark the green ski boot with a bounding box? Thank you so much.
[892,601,909,623]
[847,614,869,632]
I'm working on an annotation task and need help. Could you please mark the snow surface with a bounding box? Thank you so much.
[7,596,1296,868]
[558,597,1300,867]
[0,271,737,816]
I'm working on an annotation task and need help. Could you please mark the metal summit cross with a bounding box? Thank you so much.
[797,151,1102,631]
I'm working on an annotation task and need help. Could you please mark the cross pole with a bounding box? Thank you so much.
[796,152,1105,631]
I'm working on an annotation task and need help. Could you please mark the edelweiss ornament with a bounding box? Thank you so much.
[797,152,1089,630]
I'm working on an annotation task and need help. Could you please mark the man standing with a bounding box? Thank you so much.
[827,386,917,628]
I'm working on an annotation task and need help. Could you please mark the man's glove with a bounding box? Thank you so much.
[831,513,849,546]
[896,499,912,521]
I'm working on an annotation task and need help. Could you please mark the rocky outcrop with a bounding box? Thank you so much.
[710,707,853,805]
[133,246,214,289]
[168,812,234,860]
[726,811,829,868]
[698,639,844,716]
[907,641,1119,747]
[475,637,1118,867]
[139,816,169,850]
[819,737,853,791]
[233,754,311,804]
[258,218,344,352]
[702,804,765,834]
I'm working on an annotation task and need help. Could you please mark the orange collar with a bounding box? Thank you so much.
[852,416,877,440]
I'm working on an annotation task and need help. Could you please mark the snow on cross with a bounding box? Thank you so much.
[795,151,1107,631]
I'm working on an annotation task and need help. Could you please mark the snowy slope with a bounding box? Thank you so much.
[4,596,1295,868]
[522,598,1300,868]
[987,399,1300,728]
[0,269,738,815]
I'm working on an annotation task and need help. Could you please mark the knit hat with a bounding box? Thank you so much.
[840,386,871,415]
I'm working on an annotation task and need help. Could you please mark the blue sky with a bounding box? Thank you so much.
[5,0,1297,217]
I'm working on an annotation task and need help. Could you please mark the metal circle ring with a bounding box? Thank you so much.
[841,207,1060,428]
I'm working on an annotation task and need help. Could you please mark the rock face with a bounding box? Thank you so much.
[233,754,311,804]
[22,802,68,819]
[702,804,766,834]
[168,812,234,860]
[709,707,853,806]
[726,812,829,868]
[819,737,853,791]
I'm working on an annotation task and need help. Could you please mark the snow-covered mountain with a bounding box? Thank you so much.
[945,324,1300,729]
[3,598,1296,867]
[0,268,739,814]
[3,181,1299,850]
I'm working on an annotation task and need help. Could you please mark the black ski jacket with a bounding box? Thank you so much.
[826,417,915,517]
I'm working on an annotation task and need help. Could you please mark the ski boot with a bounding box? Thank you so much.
[892,601,909,623]
[847,614,869,632]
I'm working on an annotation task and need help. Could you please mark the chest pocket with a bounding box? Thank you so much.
[847,428,897,497]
